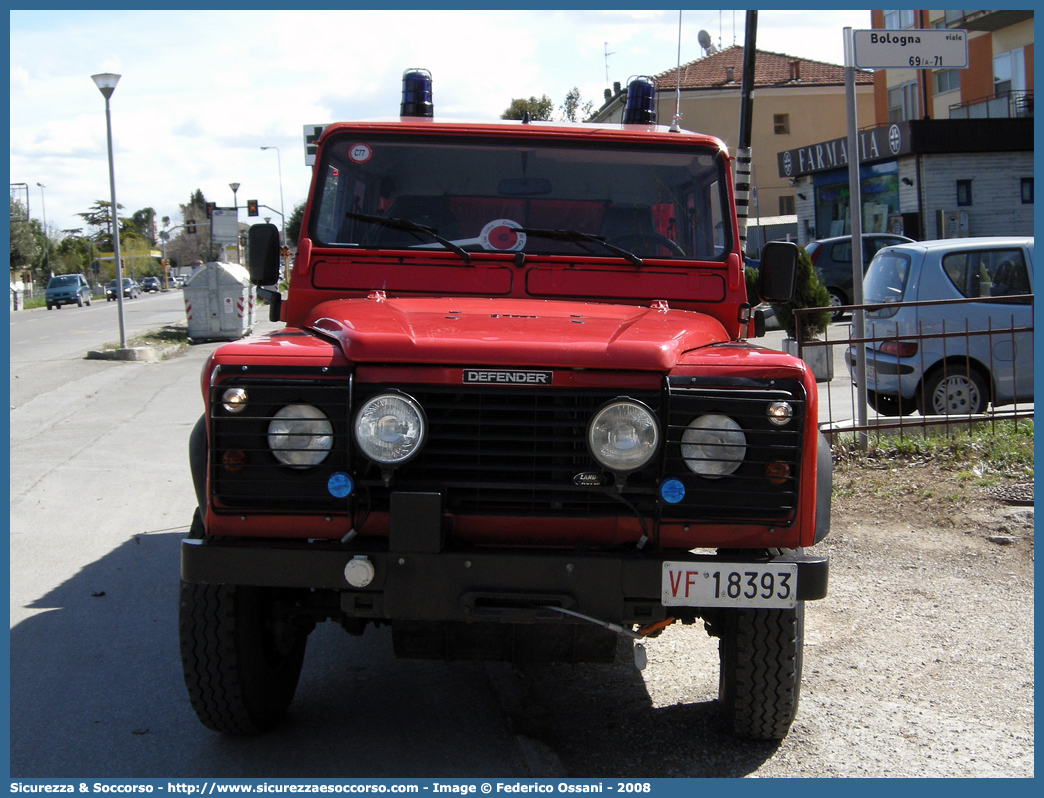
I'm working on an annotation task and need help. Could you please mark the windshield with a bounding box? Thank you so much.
[864,250,912,317]
[47,275,78,287]
[310,134,730,261]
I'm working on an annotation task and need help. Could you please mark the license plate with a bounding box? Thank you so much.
[661,562,798,609]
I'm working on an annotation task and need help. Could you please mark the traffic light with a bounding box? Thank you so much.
[186,219,196,234]
[247,199,259,217]
[206,202,216,219]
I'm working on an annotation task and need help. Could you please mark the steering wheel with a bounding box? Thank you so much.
[605,233,686,258]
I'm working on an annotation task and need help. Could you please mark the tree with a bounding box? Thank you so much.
[286,201,305,247]
[559,87,594,122]
[9,198,40,281]
[129,207,157,245]
[501,95,554,121]
[77,200,124,252]
[165,189,219,268]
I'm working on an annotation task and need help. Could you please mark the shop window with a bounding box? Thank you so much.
[956,180,972,207]
[773,114,790,135]
[1021,178,1033,204]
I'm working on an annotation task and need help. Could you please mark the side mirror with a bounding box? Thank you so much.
[247,223,281,286]
[757,240,799,303]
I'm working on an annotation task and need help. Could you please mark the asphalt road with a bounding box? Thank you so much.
[9,305,537,778]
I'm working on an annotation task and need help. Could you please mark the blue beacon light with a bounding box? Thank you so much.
[400,68,434,118]
[622,76,657,125]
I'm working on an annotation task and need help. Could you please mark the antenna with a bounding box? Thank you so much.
[604,42,617,86]
[698,29,716,55]
[672,11,683,131]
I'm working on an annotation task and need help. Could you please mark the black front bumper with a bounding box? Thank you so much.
[182,536,828,626]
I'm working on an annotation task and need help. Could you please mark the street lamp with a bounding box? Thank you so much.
[92,72,126,349]
[36,182,49,278]
[260,146,286,245]
[229,181,240,211]
[36,182,47,233]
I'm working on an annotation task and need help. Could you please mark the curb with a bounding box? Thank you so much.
[86,346,162,362]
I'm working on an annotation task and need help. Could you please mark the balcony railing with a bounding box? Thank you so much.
[949,90,1033,120]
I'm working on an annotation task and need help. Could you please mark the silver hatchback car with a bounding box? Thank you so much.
[848,237,1033,416]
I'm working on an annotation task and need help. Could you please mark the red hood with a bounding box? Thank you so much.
[307,296,730,371]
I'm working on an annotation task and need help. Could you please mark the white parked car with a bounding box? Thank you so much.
[847,237,1033,415]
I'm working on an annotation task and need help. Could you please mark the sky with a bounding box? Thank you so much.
[10,8,871,241]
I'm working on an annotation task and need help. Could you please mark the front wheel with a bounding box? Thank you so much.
[179,575,311,734]
[717,603,804,740]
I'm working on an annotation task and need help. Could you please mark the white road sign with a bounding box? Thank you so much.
[210,208,239,245]
[853,29,968,69]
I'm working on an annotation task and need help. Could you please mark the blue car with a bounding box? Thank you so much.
[847,237,1033,416]
[45,273,91,309]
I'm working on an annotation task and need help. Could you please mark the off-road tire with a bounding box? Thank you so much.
[717,603,804,740]
[179,579,309,735]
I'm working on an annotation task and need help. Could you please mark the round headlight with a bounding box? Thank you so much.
[267,404,333,468]
[587,400,660,473]
[681,414,746,479]
[354,393,426,465]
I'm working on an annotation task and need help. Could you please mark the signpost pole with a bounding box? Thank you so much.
[844,27,869,449]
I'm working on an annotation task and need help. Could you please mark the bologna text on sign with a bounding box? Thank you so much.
[853,29,968,69]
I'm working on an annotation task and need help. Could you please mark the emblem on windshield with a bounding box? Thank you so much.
[479,219,526,251]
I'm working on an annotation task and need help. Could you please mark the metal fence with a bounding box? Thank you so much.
[793,295,1033,447]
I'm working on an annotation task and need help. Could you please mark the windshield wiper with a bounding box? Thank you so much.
[345,212,470,263]
[515,227,642,267]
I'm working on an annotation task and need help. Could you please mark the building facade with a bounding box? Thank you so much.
[778,9,1034,246]
[591,45,875,227]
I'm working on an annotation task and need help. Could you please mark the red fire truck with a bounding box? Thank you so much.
[179,71,831,740]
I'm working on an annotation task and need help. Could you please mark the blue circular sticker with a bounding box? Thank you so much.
[659,478,686,504]
[327,472,354,498]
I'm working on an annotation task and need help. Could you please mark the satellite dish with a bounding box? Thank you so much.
[698,29,717,55]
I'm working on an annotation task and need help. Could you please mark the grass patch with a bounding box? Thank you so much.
[99,323,190,357]
[834,420,1034,480]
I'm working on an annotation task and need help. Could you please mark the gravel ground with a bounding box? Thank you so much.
[487,461,1034,778]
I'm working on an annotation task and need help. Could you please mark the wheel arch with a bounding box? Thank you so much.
[189,414,208,516]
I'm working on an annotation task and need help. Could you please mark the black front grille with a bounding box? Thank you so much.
[209,371,351,513]
[355,385,662,516]
[661,379,806,524]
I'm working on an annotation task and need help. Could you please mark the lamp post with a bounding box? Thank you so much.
[36,182,49,278]
[36,182,47,233]
[229,183,241,262]
[260,146,286,245]
[92,72,126,349]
